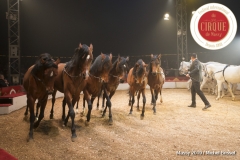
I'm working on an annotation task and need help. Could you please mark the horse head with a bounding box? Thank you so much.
[115,55,129,79]
[150,54,161,76]
[90,52,113,82]
[179,61,190,75]
[75,43,93,74]
[32,53,60,94]
[134,59,148,84]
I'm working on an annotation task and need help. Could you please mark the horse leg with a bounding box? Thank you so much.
[221,83,226,98]
[35,101,41,121]
[81,94,86,116]
[50,89,57,119]
[64,93,77,140]
[137,91,141,111]
[227,83,235,101]
[150,88,156,113]
[33,95,48,129]
[216,81,222,100]
[102,88,113,125]
[102,91,106,111]
[154,89,158,102]
[159,88,163,103]
[27,95,36,141]
[96,95,100,110]
[102,90,108,117]
[141,89,146,119]
[128,92,132,106]
[24,102,28,116]
[129,92,135,115]
[62,97,67,121]
[76,98,81,114]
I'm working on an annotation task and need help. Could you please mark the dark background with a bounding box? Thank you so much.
[0,0,240,77]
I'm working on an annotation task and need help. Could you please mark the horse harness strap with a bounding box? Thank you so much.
[214,64,230,83]
[89,73,103,82]
[31,73,47,89]
[63,67,84,78]
[222,64,230,84]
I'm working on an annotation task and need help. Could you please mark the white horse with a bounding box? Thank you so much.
[206,64,240,100]
[179,61,192,89]
[179,61,215,92]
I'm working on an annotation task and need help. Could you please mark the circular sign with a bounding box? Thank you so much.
[190,3,237,50]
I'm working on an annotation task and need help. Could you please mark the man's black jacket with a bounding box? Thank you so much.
[189,59,202,82]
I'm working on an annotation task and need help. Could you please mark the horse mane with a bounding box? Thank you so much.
[90,54,111,75]
[133,59,145,77]
[65,44,89,71]
[31,53,57,75]
[149,55,160,72]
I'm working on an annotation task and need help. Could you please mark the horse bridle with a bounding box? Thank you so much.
[89,73,104,82]
[31,73,47,90]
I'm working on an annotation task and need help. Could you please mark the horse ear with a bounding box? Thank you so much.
[135,63,139,67]
[79,43,82,49]
[55,58,60,65]
[126,56,129,61]
[89,44,93,52]
[101,52,105,60]
[109,53,112,61]
[158,54,161,59]
[151,54,153,59]
[117,54,121,62]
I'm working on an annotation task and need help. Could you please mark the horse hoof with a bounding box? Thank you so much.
[140,115,144,120]
[108,119,113,125]
[102,114,105,118]
[153,112,156,115]
[85,120,90,126]
[71,134,77,142]
[49,115,53,119]
[27,137,34,142]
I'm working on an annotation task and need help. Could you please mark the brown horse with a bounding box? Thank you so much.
[23,53,60,141]
[147,54,165,114]
[82,53,113,124]
[50,43,93,141]
[97,56,129,122]
[127,59,148,119]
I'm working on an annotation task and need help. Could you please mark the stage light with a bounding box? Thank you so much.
[164,13,169,20]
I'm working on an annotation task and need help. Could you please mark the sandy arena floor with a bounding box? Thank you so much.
[0,88,240,160]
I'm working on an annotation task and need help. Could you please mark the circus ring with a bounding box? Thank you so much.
[0,78,239,159]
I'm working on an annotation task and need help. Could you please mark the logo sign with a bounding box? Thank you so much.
[190,3,237,50]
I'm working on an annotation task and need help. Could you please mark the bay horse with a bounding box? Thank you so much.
[147,54,165,114]
[23,53,60,141]
[82,53,113,124]
[50,43,93,141]
[97,56,129,123]
[127,59,148,119]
